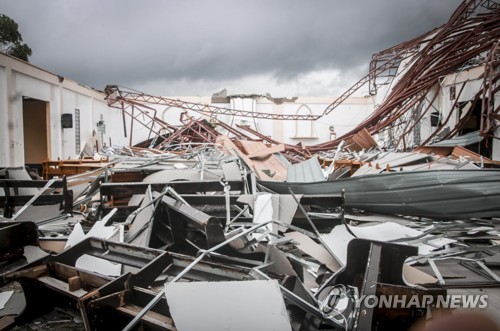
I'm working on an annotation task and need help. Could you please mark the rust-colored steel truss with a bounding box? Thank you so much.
[313,0,500,152]
[105,85,320,121]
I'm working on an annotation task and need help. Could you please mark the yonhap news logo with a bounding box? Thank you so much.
[355,294,488,309]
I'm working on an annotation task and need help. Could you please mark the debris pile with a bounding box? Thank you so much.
[1,139,499,330]
[1,0,499,330]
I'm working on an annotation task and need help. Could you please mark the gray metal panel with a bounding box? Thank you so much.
[431,130,483,147]
[286,156,325,182]
[165,280,292,331]
[5,168,40,196]
[221,161,242,181]
[260,169,500,219]
[275,153,292,168]
[125,189,154,246]
[142,169,223,183]
[352,152,431,177]
[372,152,431,167]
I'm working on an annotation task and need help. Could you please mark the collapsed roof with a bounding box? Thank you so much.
[104,0,499,158]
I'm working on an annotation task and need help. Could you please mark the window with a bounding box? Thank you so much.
[74,108,81,154]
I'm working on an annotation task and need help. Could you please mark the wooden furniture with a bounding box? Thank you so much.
[42,158,113,179]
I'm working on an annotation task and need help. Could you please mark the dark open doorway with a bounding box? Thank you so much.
[459,98,492,158]
[22,97,50,176]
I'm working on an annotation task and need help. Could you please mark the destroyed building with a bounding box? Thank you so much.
[0,0,499,330]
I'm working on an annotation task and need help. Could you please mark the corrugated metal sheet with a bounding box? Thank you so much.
[353,152,431,176]
[431,130,483,147]
[286,156,325,182]
[260,169,500,219]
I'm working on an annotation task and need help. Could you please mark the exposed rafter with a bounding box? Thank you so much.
[105,85,321,121]
[314,0,500,152]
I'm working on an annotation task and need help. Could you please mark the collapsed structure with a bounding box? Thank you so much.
[104,0,500,160]
[1,0,499,330]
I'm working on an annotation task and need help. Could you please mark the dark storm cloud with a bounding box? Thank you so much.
[1,0,463,93]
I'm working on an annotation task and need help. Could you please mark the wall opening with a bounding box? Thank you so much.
[293,104,317,139]
[459,98,492,158]
[22,97,50,174]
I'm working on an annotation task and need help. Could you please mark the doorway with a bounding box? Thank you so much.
[458,98,492,158]
[22,97,50,175]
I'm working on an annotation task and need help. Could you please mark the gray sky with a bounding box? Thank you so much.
[2,0,463,96]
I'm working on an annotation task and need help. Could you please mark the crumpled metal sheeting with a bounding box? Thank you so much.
[260,169,500,220]
[430,130,485,147]
[339,214,500,285]
[111,186,450,330]
[1,148,499,331]
[2,184,498,331]
[286,156,325,183]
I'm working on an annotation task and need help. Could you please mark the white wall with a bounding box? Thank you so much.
[209,96,375,147]
[0,65,10,165]
[0,53,127,167]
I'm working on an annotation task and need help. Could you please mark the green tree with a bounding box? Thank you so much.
[0,14,32,61]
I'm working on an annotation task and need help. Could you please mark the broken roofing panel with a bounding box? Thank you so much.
[124,188,155,246]
[347,221,455,255]
[285,231,341,272]
[351,151,432,176]
[429,130,484,147]
[215,135,286,181]
[249,193,301,233]
[3,5,500,325]
[260,169,500,219]
[343,128,379,152]
[286,156,325,182]
[164,280,292,331]
[64,208,118,249]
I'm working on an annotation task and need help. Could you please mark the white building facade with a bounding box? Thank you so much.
[0,53,127,168]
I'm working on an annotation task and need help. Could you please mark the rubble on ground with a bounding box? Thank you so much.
[1,1,499,329]
[1,136,499,330]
